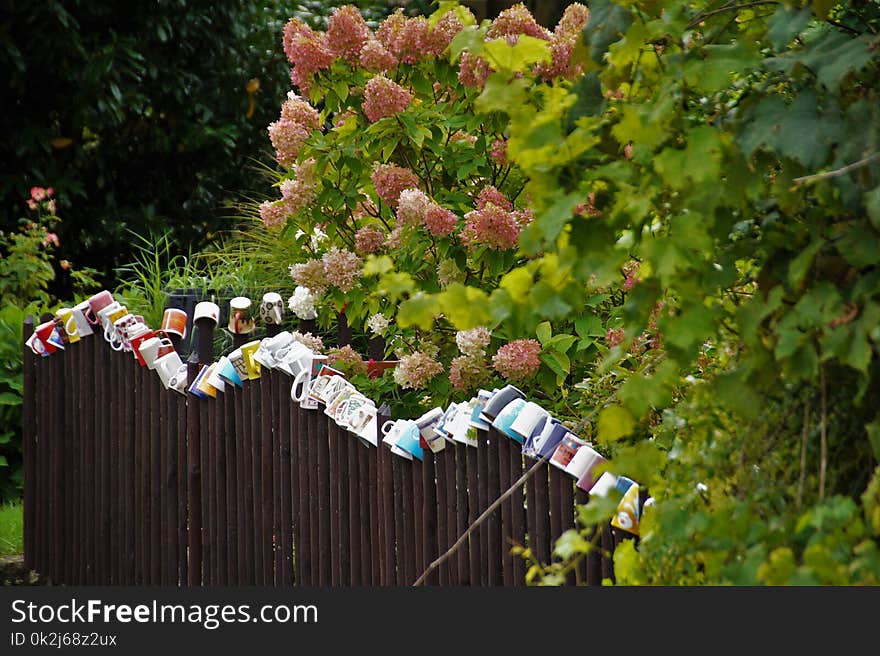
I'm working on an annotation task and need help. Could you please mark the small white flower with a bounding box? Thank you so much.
[367,312,389,336]
[310,226,327,250]
[288,285,318,320]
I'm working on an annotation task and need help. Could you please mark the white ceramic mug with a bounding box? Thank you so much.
[510,401,550,442]
[139,336,175,370]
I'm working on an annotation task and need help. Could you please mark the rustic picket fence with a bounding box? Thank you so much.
[21,315,622,586]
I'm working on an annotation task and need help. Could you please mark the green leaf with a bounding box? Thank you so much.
[597,404,635,444]
[483,35,550,73]
[438,284,491,329]
[539,350,570,380]
[536,321,552,345]
[576,494,621,526]
[500,267,534,300]
[362,255,394,277]
[396,293,437,331]
[554,529,591,559]
[0,392,21,406]
[449,24,487,61]
[582,0,633,64]
[475,73,530,115]
[544,334,576,353]
[788,237,825,288]
[654,126,723,189]
[0,455,7,467]
[768,5,812,50]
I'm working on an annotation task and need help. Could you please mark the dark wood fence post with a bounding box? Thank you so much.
[22,316,35,572]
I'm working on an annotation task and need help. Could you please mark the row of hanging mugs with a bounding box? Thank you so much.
[27,290,646,537]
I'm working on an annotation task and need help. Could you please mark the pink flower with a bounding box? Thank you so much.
[512,207,534,226]
[371,164,420,208]
[461,205,520,251]
[354,225,386,254]
[456,326,491,357]
[259,200,289,228]
[322,247,362,293]
[492,339,541,381]
[280,158,319,214]
[424,204,458,237]
[476,185,512,211]
[385,225,406,250]
[359,38,397,72]
[285,27,334,93]
[327,344,368,375]
[623,260,640,290]
[488,3,551,42]
[268,119,311,168]
[396,188,430,227]
[363,74,411,122]
[555,3,590,38]
[42,232,59,248]
[426,9,468,56]
[280,94,321,129]
[26,199,37,211]
[606,327,625,348]
[378,11,430,64]
[46,187,54,197]
[283,19,317,63]
[490,139,508,166]
[30,186,46,202]
[327,5,370,61]
[289,259,329,295]
[393,351,444,390]
[458,52,491,88]
[449,355,489,393]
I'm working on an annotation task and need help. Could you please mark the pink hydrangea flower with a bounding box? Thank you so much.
[492,339,542,381]
[606,327,625,348]
[283,18,317,63]
[458,52,491,88]
[371,164,420,208]
[491,139,508,166]
[393,351,444,390]
[279,159,319,215]
[378,11,431,64]
[424,204,458,237]
[461,205,521,250]
[30,186,46,201]
[487,3,551,42]
[327,5,370,61]
[268,119,311,168]
[289,259,329,295]
[259,200,289,228]
[42,232,59,248]
[377,10,406,53]
[359,37,397,72]
[363,74,411,122]
[327,344,368,375]
[322,247,362,293]
[622,260,640,290]
[396,188,431,226]
[555,3,590,38]
[26,199,37,211]
[385,225,406,250]
[285,26,334,93]
[354,225,386,254]
[513,208,534,226]
[476,185,512,211]
[280,93,321,129]
[426,9,469,56]
[449,355,489,393]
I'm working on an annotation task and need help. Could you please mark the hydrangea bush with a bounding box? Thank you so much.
[253,2,605,415]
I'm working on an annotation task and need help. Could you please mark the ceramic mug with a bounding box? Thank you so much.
[216,355,243,387]
[193,301,220,325]
[240,339,262,380]
[27,321,64,356]
[550,433,587,470]
[228,296,255,335]
[491,397,527,442]
[138,336,175,370]
[161,308,188,340]
[55,308,81,344]
[254,331,295,369]
[416,407,446,453]
[227,348,250,383]
[479,385,525,424]
[71,301,95,336]
[85,290,114,325]
[565,443,606,483]
[510,401,550,443]
[381,419,422,461]
[155,351,187,392]
[260,292,284,325]
[97,302,127,339]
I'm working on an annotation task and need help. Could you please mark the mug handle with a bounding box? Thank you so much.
[290,369,309,402]
[381,420,396,436]
[63,315,79,338]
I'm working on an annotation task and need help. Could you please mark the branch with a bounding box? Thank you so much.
[413,455,548,586]
[686,1,780,30]
[792,151,880,186]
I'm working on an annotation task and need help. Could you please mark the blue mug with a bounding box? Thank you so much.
[480,385,525,424]
[395,422,424,461]
[491,398,527,443]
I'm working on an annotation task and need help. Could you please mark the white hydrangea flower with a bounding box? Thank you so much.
[456,326,491,357]
[310,226,327,250]
[367,312,389,336]
[287,285,318,320]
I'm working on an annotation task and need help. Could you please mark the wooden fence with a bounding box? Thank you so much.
[22,315,621,586]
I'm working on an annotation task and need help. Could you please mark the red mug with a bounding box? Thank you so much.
[129,327,157,366]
